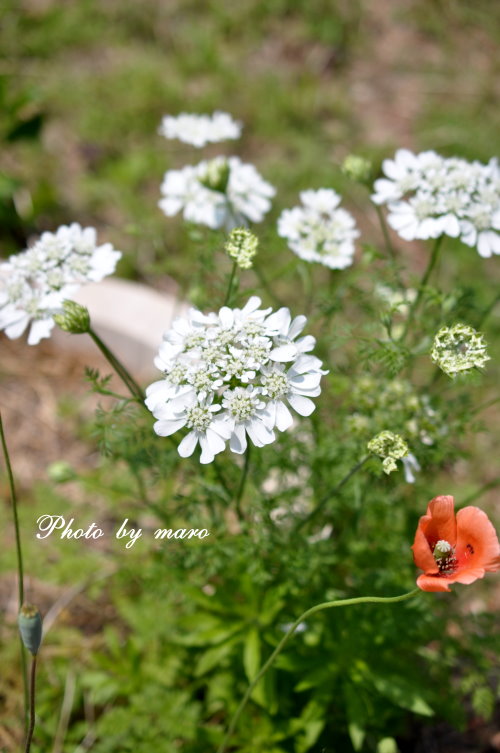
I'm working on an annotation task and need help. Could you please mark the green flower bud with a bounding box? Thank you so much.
[367,430,409,475]
[431,323,490,378]
[18,604,43,656]
[225,228,258,269]
[47,460,77,484]
[53,299,90,334]
[199,158,231,194]
[341,154,373,184]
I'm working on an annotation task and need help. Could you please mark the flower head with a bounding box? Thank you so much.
[0,224,121,345]
[277,189,359,269]
[431,323,490,378]
[159,156,275,230]
[225,228,259,269]
[412,495,500,592]
[367,430,409,474]
[372,150,500,255]
[158,111,242,148]
[145,297,327,462]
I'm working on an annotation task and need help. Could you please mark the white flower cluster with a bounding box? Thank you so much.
[431,323,490,378]
[372,149,500,256]
[145,297,327,464]
[0,224,121,345]
[277,189,360,269]
[158,111,242,148]
[159,156,275,230]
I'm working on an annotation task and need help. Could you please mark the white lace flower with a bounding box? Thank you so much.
[152,393,232,464]
[277,189,359,269]
[372,150,500,254]
[158,111,242,148]
[0,224,121,345]
[146,297,326,463]
[159,156,275,230]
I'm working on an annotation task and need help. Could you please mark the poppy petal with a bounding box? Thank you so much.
[422,495,457,548]
[411,525,438,574]
[455,506,500,573]
[416,574,451,592]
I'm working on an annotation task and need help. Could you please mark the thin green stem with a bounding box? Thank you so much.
[402,235,444,342]
[88,328,144,403]
[0,412,29,722]
[460,478,500,505]
[223,261,238,306]
[293,456,369,534]
[24,653,37,753]
[476,292,500,329]
[0,413,24,606]
[235,445,251,521]
[374,205,396,261]
[217,589,420,753]
[471,395,500,415]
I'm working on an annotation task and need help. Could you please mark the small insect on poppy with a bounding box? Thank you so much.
[412,495,500,592]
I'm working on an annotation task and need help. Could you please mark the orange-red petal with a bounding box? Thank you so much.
[455,506,500,574]
[412,495,456,573]
[416,573,451,592]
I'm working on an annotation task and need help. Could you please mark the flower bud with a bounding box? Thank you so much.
[53,299,90,334]
[199,158,231,194]
[18,604,43,655]
[367,430,409,475]
[430,323,490,378]
[225,228,258,269]
[341,154,373,184]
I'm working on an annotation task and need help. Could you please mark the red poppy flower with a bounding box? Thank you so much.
[412,495,500,592]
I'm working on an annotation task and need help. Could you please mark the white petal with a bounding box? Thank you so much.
[178,431,199,458]
[230,424,247,454]
[275,401,294,431]
[153,418,187,437]
[246,419,275,447]
[287,393,316,416]
[269,344,298,362]
[27,318,54,345]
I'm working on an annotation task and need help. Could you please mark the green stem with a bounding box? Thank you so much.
[460,478,500,505]
[235,445,251,521]
[0,412,28,721]
[476,292,500,329]
[374,204,401,268]
[223,261,238,306]
[88,328,144,403]
[24,653,37,753]
[217,589,420,753]
[0,413,24,606]
[402,235,444,342]
[293,456,369,534]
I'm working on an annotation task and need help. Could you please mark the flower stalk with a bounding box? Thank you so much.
[216,589,421,753]
[88,327,144,403]
[402,235,443,341]
[0,412,28,720]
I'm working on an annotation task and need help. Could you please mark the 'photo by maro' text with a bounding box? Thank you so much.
[35,515,210,549]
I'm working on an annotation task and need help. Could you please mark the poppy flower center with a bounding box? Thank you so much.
[432,539,457,574]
